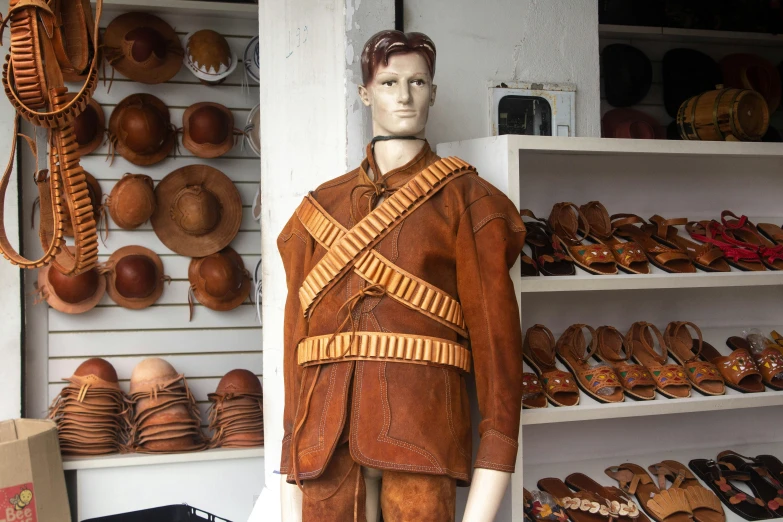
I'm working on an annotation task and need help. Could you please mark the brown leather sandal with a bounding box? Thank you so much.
[626,322,692,398]
[612,214,696,273]
[565,472,648,522]
[648,461,725,522]
[696,338,765,393]
[522,372,548,409]
[686,221,766,272]
[606,463,694,522]
[523,325,580,407]
[538,478,619,522]
[580,201,650,274]
[726,336,783,391]
[717,451,783,517]
[663,322,726,396]
[645,216,730,273]
[548,202,618,275]
[521,209,575,277]
[757,222,783,245]
[556,324,625,403]
[595,325,656,401]
[720,211,783,271]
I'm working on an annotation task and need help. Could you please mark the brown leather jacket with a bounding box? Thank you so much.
[278,143,525,486]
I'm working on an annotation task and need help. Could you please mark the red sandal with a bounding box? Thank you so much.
[686,221,765,272]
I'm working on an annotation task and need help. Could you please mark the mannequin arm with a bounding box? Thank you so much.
[462,469,511,522]
[281,476,303,522]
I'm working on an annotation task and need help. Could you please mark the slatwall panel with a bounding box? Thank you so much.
[24,8,261,426]
[599,33,783,130]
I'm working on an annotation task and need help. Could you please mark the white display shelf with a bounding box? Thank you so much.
[62,446,264,471]
[93,0,257,16]
[599,23,783,47]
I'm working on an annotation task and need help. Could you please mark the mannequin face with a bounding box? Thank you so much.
[359,52,437,137]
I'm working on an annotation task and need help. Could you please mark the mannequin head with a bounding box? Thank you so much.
[359,31,437,138]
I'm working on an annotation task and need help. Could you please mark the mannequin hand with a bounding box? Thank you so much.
[462,469,511,522]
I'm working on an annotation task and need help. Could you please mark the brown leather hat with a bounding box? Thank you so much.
[63,171,102,238]
[68,93,105,157]
[183,30,237,85]
[106,174,156,230]
[109,94,176,166]
[216,369,262,396]
[102,245,166,310]
[189,247,251,313]
[182,102,235,159]
[103,12,183,84]
[151,165,242,257]
[38,259,106,314]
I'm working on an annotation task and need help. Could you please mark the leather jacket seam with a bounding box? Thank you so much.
[297,364,336,458]
[472,213,526,234]
[474,460,515,472]
[483,429,519,448]
[444,369,471,460]
[290,227,308,245]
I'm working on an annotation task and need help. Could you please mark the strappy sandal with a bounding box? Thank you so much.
[726,337,783,391]
[523,325,580,407]
[521,209,575,276]
[524,488,570,522]
[548,202,618,275]
[770,331,783,349]
[756,222,783,246]
[645,216,730,273]
[648,461,725,522]
[626,322,692,399]
[521,253,540,277]
[538,478,619,522]
[686,221,765,272]
[695,338,765,393]
[606,463,693,522]
[689,459,774,521]
[663,322,726,396]
[612,214,696,273]
[565,472,647,522]
[580,201,650,274]
[522,372,548,409]
[594,325,656,401]
[717,451,783,516]
[556,324,625,403]
[720,212,783,271]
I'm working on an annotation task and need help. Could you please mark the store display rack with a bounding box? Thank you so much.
[599,24,783,47]
[63,447,264,471]
[92,0,257,17]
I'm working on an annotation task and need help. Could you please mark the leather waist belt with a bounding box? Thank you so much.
[297,332,472,373]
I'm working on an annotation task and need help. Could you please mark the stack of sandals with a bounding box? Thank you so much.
[207,369,264,449]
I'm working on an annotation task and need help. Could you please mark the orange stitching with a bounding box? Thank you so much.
[473,213,526,234]
[483,428,519,448]
[444,369,471,460]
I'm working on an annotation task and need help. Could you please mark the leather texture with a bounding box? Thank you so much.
[278,143,525,486]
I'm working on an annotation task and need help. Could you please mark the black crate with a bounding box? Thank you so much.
[82,504,232,522]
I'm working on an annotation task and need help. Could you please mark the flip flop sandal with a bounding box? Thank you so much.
[523,325,580,407]
[612,214,696,273]
[720,211,783,271]
[524,488,570,522]
[522,372,548,409]
[595,325,656,401]
[521,253,540,277]
[756,222,783,245]
[648,461,725,522]
[548,202,618,275]
[689,459,774,521]
[521,210,576,276]
[645,216,730,273]
[717,452,783,516]
[693,339,765,394]
[605,463,693,522]
[580,201,650,274]
[538,477,619,522]
[626,322,692,398]
[556,324,625,403]
[565,472,647,522]
[754,454,783,491]
[663,321,726,396]
[686,221,765,272]
[726,337,783,390]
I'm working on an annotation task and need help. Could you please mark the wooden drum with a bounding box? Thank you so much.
[677,88,769,141]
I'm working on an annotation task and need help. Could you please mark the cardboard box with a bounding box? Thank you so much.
[0,419,70,522]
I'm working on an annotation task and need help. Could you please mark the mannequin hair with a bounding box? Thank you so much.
[361,30,436,85]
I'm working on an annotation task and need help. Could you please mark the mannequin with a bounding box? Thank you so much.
[278,30,523,522]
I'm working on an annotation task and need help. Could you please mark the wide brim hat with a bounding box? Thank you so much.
[602,108,665,139]
[109,94,177,166]
[63,171,102,238]
[602,43,652,108]
[244,36,260,84]
[663,48,722,117]
[103,245,165,310]
[67,93,105,157]
[182,102,235,159]
[189,247,251,312]
[245,104,260,157]
[183,31,238,84]
[38,263,106,314]
[151,165,242,257]
[103,12,183,84]
[721,54,782,113]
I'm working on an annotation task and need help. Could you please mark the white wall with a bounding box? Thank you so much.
[405,0,602,142]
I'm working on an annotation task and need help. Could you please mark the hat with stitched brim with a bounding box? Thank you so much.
[109,93,177,166]
[68,93,105,157]
[102,245,166,310]
[183,30,238,85]
[182,102,236,159]
[38,253,106,314]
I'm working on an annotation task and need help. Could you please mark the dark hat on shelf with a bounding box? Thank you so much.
[663,48,722,118]
[109,94,177,166]
[721,54,782,113]
[182,102,236,159]
[37,253,106,314]
[602,43,653,107]
[69,94,105,157]
[602,108,664,139]
[188,247,251,313]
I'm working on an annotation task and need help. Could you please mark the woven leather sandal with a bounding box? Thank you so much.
[521,372,547,409]
[606,463,693,522]
[720,212,783,271]
[696,338,765,393]
[580,201,650,274]
[648,461,725,522]
[556,324,624,403]
[612,214,695,273]
[717,451,783,517]
[521,209,575,276]
[726,337,783,391]
[645,216,730,273]
[565,473,647,522]
[595,325,656,400]
[663,322,725,396]
[626,322,692,398]
[548,202,618,275]
[689,459,774,521]
[523,325,580,407]
[686,221,765,272]
[538,478,620,522]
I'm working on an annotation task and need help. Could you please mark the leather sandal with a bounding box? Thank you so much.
[522,372,548,409]
[697,338,765,393]
[686,221,765,272]
[726,337,783,390]
[645,216,730,273]
[612,214,696,273]
[689,459,774,521]
[548,202,618,275]
[521,253,540,277]
[521,209,575,276]
[594,325,656,401]
[524,488,570,522]
[565,472,647,522]
[756,222,783,245]
[648,461,725,522]
[720,212,783,271]
[580,201,650,274]
[626,322,692,399]
[606,463,693,522]
[538,478,619,522]
[556,324,624,403]
[523,325,580,407]
[663,322,726,396]
[717,451,783,516]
